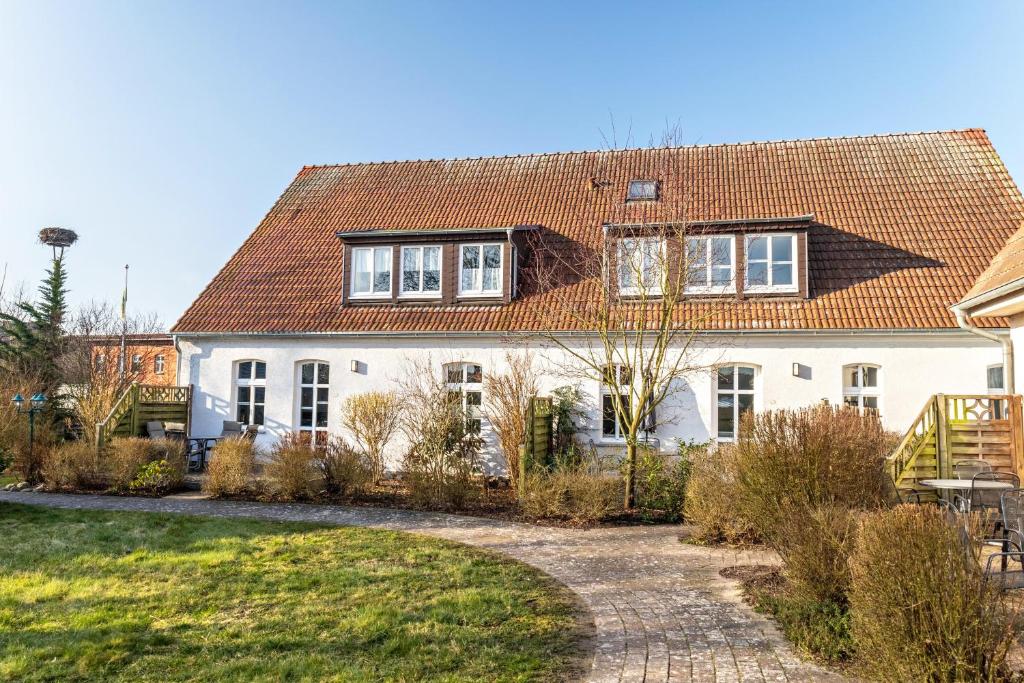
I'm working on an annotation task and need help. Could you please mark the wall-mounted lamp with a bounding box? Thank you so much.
[792,363,800,377]
[350,360,359,373]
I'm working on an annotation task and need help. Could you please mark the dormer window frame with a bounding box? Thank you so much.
[744,232,799,294]
[399,245,443,299]
[458,242,504,298]
[685,234,737,294]
[350,245,394,299]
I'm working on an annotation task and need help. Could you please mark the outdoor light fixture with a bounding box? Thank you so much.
[792,363,800,377]
[350,360,359,373]
[12,392,48,472]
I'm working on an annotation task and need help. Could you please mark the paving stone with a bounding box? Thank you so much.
[0,491,845,682]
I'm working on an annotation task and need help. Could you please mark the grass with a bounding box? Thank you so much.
[0,503,587,682]
[0,473,18,487]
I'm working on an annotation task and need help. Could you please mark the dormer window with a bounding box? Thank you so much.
[745,234,797,293]
[618,237,664,295]
[352,246,392,298]
[401,246,442,297]
[459,244,503,296]
[686,235,735,293]
[627,180,659,201]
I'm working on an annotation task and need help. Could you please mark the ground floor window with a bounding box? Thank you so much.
[601,364,632,440]
[298,361,330,444]
[716,364,755,440]
[843,364,880,415]
[989,364,1005,419]
[235,360,266,426]
[445,362,483,433]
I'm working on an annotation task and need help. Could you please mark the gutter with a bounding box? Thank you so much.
[952,306,1014,393]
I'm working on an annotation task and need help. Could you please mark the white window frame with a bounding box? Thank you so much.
[154,354,166,375]
[400,245,443,298]
[626,179,659,201]
[842,364,881,415]
[235,360,267,427]
[988,364,1006,394]
[617,237,665,296]
[715,364,757,442]
[458,243,503,297]
[445,362,484,433]
[297,361,330,444]
[600,364,634,441]
[685,234,736,294]
[350,246,393,299]
[744,233,798,293]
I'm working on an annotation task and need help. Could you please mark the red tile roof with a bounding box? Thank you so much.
[961,221,1024,308]
[173,129,1024,334]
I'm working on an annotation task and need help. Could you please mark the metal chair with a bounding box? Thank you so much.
[980,489,1024,590]
[954,459,992,480]
[968,471,1020,514]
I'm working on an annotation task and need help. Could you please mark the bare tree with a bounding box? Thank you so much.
[342,390,402,484]
[483,350,539,488]
[526,125,720,508]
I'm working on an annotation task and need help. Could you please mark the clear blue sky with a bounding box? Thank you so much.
[2,1,1022,326]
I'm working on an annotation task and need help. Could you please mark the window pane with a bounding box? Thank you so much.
[482,245,501,291]
[772,263,793,286]
[465,390,482,407]
[238,361,252,380]
[255,362,266,380]
[989,366,1005,391]
[747,236,768,260]
[711,265,732,286]
[423,247,441,292]
[641,239,662,288]
[238,387,250,404]
[845,366,859,388]
[237,404,250,424]
[619,239,638,290]
[462,246,480,291]
[466,364,482,384]
[301,363,314,384]
[402,248,421,291]
[627,180,657,200]
[300,409,313,428]
[602,394,618,437]
[747,261,768,286]
[447,366,464,384]
[862,366,878,388]
[772,235,793,262]
[254,405,264,426]
[318,363,330,384]
[711,237,731,266]
[737,366,755,391]
[717,366,734,390]
[738,393,754,416]
[467,419,482,434]
[373,248,391,293]
[843,395,860,409]
[301,387,313,408]
[717,394,735,438]
[316,405,328,428]
[863,396,879,412]
[254,387,265,404]
[317,387,328,403]
[354,249,371,293]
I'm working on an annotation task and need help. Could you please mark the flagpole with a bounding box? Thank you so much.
[119,264,128,379]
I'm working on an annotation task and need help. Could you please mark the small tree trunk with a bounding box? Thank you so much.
[623,440,637,509]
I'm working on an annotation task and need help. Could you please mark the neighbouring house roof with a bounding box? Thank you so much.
[958,221,1024,315]
[172,129,1024,335]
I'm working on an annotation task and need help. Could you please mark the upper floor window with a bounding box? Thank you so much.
[131,354,142,372]
[745,234,797,293]
[95,354,106,372]
[446,362,484,433]
[686,235,735,293]
[154,355,166,375]
[717,364,755,440]
[843,364,879,414]
[459,244,502,296]
[401,246,442,297]
[236,360,267,426]
[298,361,330,444]
[627,180,659,201]
[352,246,392,298]
[618,237,664,295]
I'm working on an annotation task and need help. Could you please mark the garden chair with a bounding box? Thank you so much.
[145,421,167,439]
[147,420,207,472]
[967,471,1020,514]
[221,421,244,438]
[954,459,992,480]
[979,489,1024,590]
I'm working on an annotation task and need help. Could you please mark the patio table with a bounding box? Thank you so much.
[920,479,1015,491]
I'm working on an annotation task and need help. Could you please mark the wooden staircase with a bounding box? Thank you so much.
[96,384,192,450]
[887,394,1024,493]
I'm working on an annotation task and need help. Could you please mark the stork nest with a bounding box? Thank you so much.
[38,227,79,248]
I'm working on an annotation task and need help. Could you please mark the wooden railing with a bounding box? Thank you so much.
[888,394,1023,492]
[96,383,192,450]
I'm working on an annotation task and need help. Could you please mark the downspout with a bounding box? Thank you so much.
[953,306,1014,394]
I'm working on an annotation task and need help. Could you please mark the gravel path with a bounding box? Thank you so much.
[0,491,843,682]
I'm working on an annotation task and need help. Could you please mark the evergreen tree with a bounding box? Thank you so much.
[0,255,69,394]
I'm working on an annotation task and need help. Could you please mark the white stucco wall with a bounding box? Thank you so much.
[176,331,1003,474]
[1011,314,1024,392]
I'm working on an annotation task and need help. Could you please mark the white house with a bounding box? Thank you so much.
[172,129,1023,473]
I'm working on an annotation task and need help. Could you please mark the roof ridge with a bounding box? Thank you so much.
[300,128,990,171]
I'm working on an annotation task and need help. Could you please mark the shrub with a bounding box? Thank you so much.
[780,505,859,606]
[752,590,854,663]
[342,390,402,484]
[551,385,585,461]
[316,438,373,497]
[734,405,892,549]
[632,441,700,522]
[41,440,103,490]
[683,444,758,544]
[105,437,186,491]
[265,433,321,501]
[128,460,181,495]
[850,505,1021,681]
[0,446,13,477]
[483,352,539,488]
[204,437,256,497]
[520,460,623,524]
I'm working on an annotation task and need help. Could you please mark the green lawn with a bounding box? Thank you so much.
[0,504,587,682]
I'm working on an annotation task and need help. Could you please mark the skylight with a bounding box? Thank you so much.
[627,179,659,201]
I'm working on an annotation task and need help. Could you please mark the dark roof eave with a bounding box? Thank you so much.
[335,225,539,241]
[604,214,816,230]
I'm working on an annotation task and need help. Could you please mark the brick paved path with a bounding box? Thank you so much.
[0,491,842,682]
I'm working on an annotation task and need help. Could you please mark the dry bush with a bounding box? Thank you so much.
[106,437,185,491]
[850,505,1021,681]
[399,359,482,509]
[782,505,860,605]
[316,438,372,497]
[41,440,103,490]
[204,437,256,497]
[265,432,321,501]
[632,443,696,522]
[520,460,623,524]
[734,405,892,548]
[342,390,401,483]
[683,444,759,544]
[483,351,539,488]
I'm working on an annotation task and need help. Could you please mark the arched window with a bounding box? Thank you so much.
[298,361,330,443]
[235,360,266,426]
[445,362,483,433]
[716,364,756,440]
[843,364,880,414]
